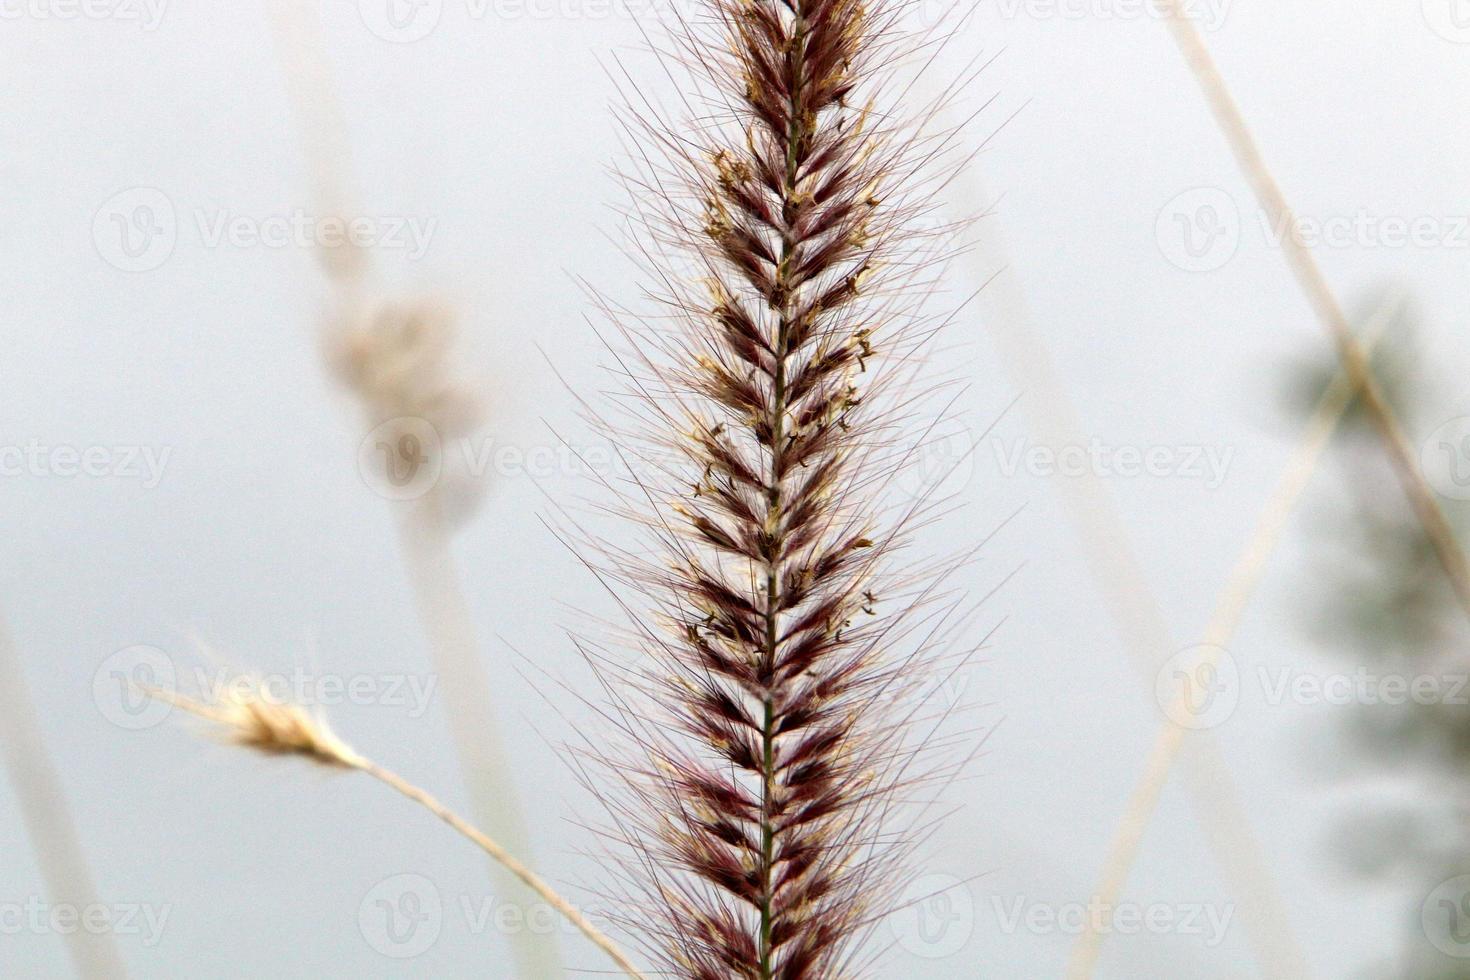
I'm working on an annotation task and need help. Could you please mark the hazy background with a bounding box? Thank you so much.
[5,0,1470,976]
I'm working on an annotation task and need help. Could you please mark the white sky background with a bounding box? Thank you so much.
[4,0,1470,976]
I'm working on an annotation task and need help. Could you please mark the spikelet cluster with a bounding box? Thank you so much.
[578,0,980,976]
[325,300,480,437]
[153,679,363,769]
[325,299,485,519]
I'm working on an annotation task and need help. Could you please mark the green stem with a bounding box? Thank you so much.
[758,12,808,978]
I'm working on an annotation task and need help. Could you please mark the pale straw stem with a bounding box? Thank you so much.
[1157,0,1470,622]
[0,615,127,979]
[954,172,1309,977]
[266,6,563,976]
[354,757,649,980]
[1066,293,1402,979]
[153,684,644,979]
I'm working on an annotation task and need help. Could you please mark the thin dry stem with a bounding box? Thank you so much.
[1066,293,1403,978]
[951,168,1310,978]
[391,496,552,969]
[267,6,562,976]
[359,759,649,980]
[151,682,645,979]
[1157,0,1470,620]
[0,615,128,979]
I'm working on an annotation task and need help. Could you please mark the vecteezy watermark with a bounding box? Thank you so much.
[1154,644,1239,730]
[358,875,623,959]
[197,668,439,719]
[1260,210,1470,251]
[91,645,440,730]
[356,0,665,40]
[193,209,435,261]
[895,423,979,504]
[1150,649,1469,730]
[358,0,441,41]
[1423,875,1470,958]
[357,419,985,504]
[1257,666,1469,707]
[992,437,1233,489]
[888,874,974,959]
[0,899,170,947]
[981,0,1230,29]
[1422,417,1470,501]
[359,417,445,502]
[1156,187,1241,273]
[358,418,645,502]
[92,645,177,730]
[458,897,568,937]
[0,0,167,28]
[360,874,443,959]
[992,895,1234,947]
[1157,187,1470,272]
[1423,0,1470,43]
[92,188,176,273]
[0,440,171,488]
[92,188,436,272]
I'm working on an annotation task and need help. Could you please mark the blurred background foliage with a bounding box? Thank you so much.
[1287,291,1470,977]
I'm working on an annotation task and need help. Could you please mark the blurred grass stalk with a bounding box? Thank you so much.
[1157,0,1470,621]
[151,680,645,978]
[265,5,563,977]
[390,494,563,980]
[0,614,126,978]
[1290,303,1470,976]
[1065,291,1402,979]
[1071,2,1470,972]
[950,168,1309,975]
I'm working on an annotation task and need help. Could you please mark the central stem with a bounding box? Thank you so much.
[757,11,807,978]
[758,227,791,980]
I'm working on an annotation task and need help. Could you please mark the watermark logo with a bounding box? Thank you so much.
[93,649,438,729]
[359,417,445,501]
[358,881,625,957]
[1150,657,1469,720]
[920,0,1229,29]
[1423,0,1470,43]
[0,0,168,28]
[1156,187,1241,273]
[993,437,1233,489]
[1155,644,1238,730]
[992,896,1233,946]
[0,440,171,487]
[1159,188,1470,270]
[1423,417,1470,501]
[92,645,176,730]
[93,188,435,271]
[350,426,985,503]
[0,899,170,946]
[1262,210,1470,251]
[889,874,974,959]
[458,897,579,936]
[1258,666,1468,707]
[896,425,978,504]
[198,668,438,718]
[1423,875,1470,958]
[194,208,435,260]
[359,873,443,958]
[359,0,668,33]
[93,187,176,273]
[359,0,442,41]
